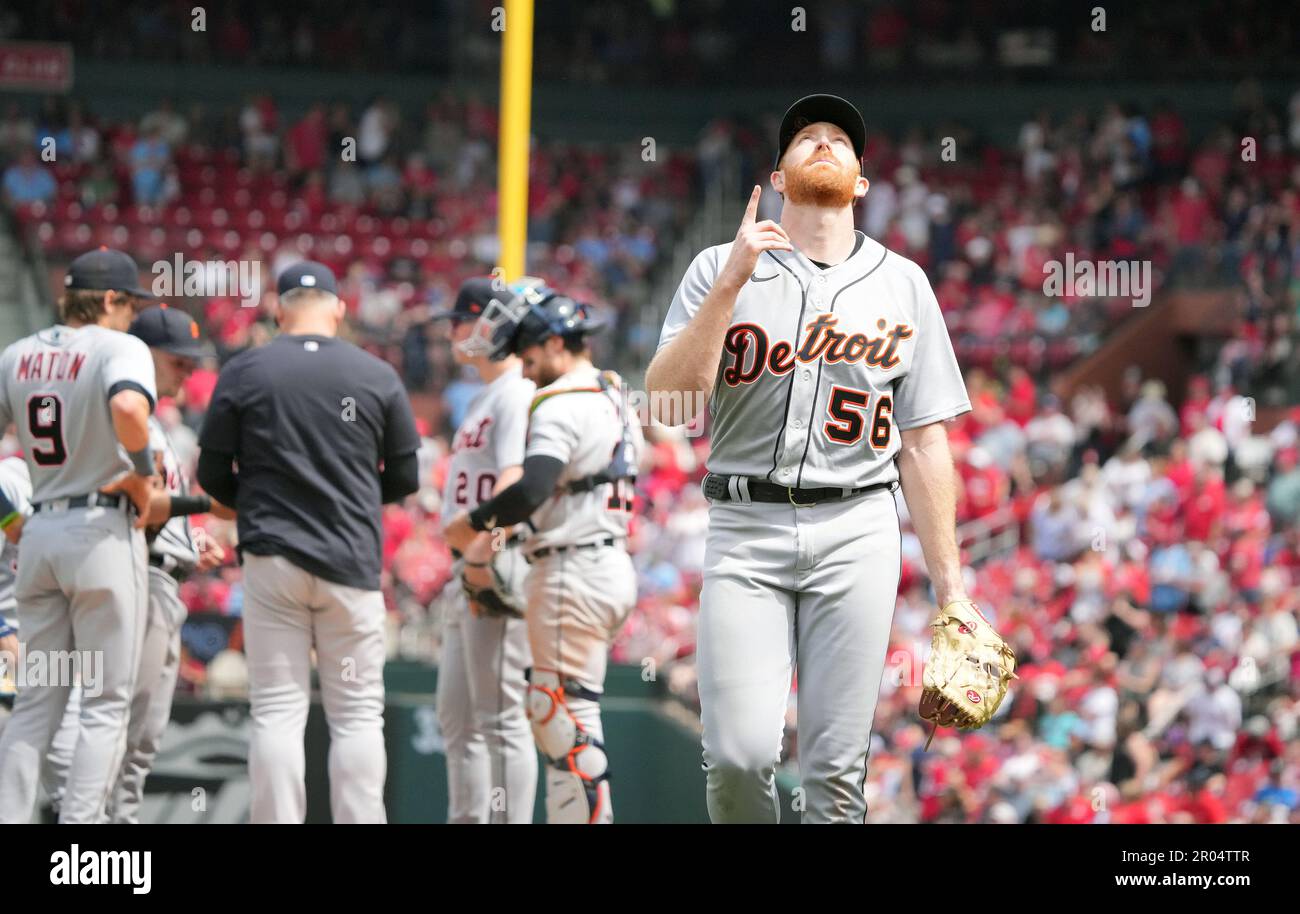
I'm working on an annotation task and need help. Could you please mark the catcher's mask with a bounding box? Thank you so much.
[478,283,606,362]
[451,275,545,359]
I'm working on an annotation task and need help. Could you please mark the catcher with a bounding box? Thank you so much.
[432,277,538,824]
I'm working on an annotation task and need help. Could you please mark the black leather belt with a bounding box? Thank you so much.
[526,537,620,563]
[702,473,894,506]
[32,492,127,513]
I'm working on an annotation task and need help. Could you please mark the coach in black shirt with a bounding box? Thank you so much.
[197,260,420,824]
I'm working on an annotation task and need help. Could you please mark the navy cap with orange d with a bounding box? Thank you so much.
[431,276,505,323]
[129,304,207,361]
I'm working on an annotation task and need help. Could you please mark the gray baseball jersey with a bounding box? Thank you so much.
[147,416,198,573]
[440,365,534,519]
[0,456,31,630]
[657,232,970,489]
[523,365,644,552]
[0,325,157,501]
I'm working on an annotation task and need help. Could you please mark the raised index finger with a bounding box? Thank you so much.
[741,184,762,226]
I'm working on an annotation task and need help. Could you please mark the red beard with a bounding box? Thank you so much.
[783,155,858,207]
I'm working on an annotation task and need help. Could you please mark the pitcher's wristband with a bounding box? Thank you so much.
[168,494,212,518]
[128,446,155,477]
[0,511,20,530]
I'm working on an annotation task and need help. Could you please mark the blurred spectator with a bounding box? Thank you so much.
[141,98,189,147]
[1127,379,1179,449]
[79,161,120,206]
[129,125,171,205]
[2,148,56,205]
[285,103,327,177]
[357,96,397,166]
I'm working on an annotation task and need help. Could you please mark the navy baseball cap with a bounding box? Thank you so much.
[432,276,507,323]
[64,247,155,298]
[775,94,867,169]
[129,304,207,361]
[277,260,338,297]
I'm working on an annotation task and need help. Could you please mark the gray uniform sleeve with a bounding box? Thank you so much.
[655,246,721,355]
[102,332,158,409]
[493,378,532,470]
[525,397,581,465]
[891,267,971,431]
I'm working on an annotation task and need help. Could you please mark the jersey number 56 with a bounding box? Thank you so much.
[824,387,892,449]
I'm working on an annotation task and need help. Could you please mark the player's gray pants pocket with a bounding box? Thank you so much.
[698,488,901,824]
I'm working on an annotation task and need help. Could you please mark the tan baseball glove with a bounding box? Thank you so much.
[919,600,1017,748]
[462,546,529,619]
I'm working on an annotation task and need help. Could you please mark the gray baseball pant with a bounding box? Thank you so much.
[109,567,185,823]
[524,546,635,824]
[697,486,901,824]
[242,552,387,824]
[0,503,148,824]
[436,589,536,824]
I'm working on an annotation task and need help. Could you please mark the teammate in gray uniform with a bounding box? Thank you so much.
[647,95,974,823]
[0,248,159,824]
[0,457,33,733]
[432,277,537,824]
[104,305,229,822]
[445,284,643,824]
[40,304,230,823]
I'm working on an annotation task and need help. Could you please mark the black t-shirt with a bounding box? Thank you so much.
[199,334,421,590]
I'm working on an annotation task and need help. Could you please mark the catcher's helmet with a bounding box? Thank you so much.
[480,282,605,362]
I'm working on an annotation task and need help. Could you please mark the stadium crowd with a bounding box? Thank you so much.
[1,80,1298,821]
[4,0,1297,83]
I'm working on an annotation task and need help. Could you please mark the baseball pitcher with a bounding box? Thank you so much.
[444,283,642,824]
[432,277,537,824]
[646,95,1002,823]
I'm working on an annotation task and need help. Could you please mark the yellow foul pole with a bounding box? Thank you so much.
[497,0,534,283]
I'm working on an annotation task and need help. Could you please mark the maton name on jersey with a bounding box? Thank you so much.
[722,315,913,387]
[16,350,86,382]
